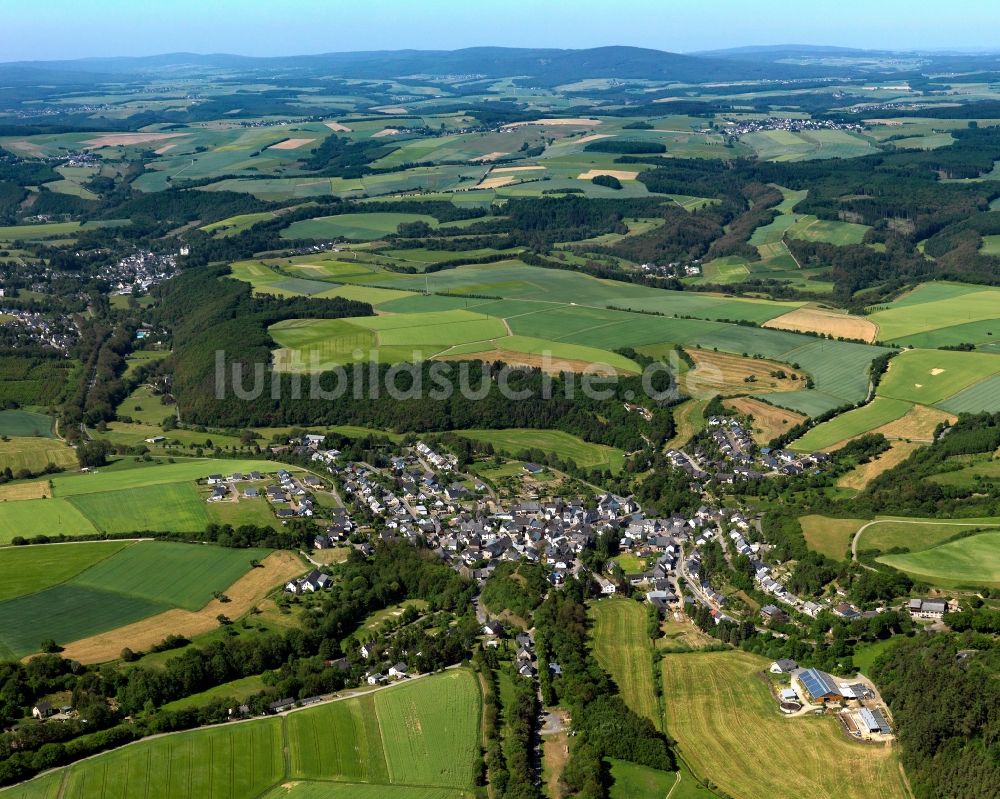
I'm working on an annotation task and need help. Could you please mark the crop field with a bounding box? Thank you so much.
[282,212,440,241]
[590,599,659,726]
[243,240,884,413]
[7,719,285,799]
[661,651,908,799]
[681,348,805,397]
[0,498,98,543]
[0,437,76,473]
[0,541,270,656]
[0,410,55,437]
[261,785,472,799]
[876,348,1000,407]
[73,541,270,609]
[800,515,867,560]
[742,129,879,161]
[50,458,283,496]
[0,541,127,602]
[69,482,211,533]
[289,670,480,790]
[878,531,1000,588]
[867,282,1000,345]
[59,550,305,664]
[791,397,913,452]
[763,307,877,342]
[453,429,624,472]
[937,374,1000,413]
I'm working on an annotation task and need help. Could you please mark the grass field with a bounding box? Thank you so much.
[876,348,1000,407]
[161,675,267,712]
[232,257,891,412]
[0,458,286,541]
[867,282,1000,345]
[800,515,867,560]
[608,760,676,799]
[0,541,127,602]
[0,541,270,657]
[453,429,624,473]
[858,517,1000,553]
[878,531,1000,588]
[0,437,76,473]
[0,498,98,544]
[0,410,55,437]
[661,651,908,799]
[282,212,439,241]
[590,599,659,726]
[791,397,913,452]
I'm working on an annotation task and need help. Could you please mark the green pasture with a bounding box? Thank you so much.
[453,429,624,472]
[785,216,870,246]
[791,397,913,451]
[282,212,440,241]
[858,517,1000,553]
[161,675,267,712]
[867,282,1000,343]
[742,129,879,161]
[876,348,1000,407]
[50,458,284,496]
[590,599,659,726]
[878,531,1000,588]
[0,498,98,544]
[0,410,55,437]
[609,760,677,799]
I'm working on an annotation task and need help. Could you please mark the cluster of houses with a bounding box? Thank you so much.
[0,306,77,352]
[104,249,178,297]
[264,469,324,519]
[484,622,550,679]
[723,116,866,137]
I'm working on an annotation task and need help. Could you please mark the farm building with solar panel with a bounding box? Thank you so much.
[795,668,844,704]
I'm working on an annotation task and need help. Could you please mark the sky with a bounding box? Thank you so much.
[2,0,1000,62]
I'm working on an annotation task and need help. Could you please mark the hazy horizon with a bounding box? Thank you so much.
[3,0,1000,63]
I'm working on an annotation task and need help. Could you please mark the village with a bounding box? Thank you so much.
[190,425,943,738]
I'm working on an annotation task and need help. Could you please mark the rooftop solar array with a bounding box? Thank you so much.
[798,668,841,698]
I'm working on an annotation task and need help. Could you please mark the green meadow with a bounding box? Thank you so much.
[0,541,127,602]
[454,429,625,472]
[867,282,1000,344]
[878,531,1000,588]
[876,348,1000,407]
[791,397,913,451]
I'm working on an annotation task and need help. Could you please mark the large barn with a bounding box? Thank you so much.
[795,668,843,703]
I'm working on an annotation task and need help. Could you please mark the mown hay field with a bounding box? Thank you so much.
[590,599,659,726]
[661,650,908,799]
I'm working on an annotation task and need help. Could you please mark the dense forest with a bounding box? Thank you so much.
[872,634,1000,799]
